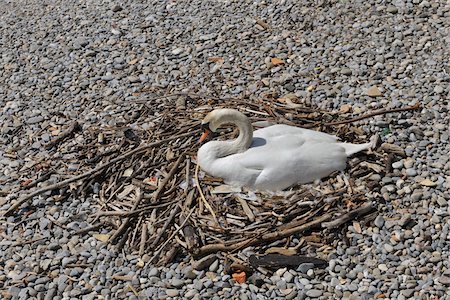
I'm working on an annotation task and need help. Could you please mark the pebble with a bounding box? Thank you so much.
[374,215,385,228]
[306,289,323,297]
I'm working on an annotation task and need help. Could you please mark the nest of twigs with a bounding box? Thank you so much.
[6,92,418,266]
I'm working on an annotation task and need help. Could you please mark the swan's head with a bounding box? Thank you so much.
[199,108,248,143]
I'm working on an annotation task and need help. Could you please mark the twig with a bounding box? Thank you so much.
[139,222,148,256]
[110,188,143,244]
[74,223,104,235]
[195,163,218,224]
[324,103,421,126]
[22,169,57,190]
[321,201,375,229]
[152,153,185,202]
[4,130,197,217]
[193,213,331,256]
[44,121,81,150]
[150,205,181,250]
[94,199,179,217]
[147,206,195,265]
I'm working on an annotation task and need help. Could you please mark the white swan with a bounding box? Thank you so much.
[197,108,373,191]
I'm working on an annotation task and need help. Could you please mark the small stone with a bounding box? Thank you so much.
[405,168,417,176]
[148,267,159,277]
[384,244,394,252]
[297,263,315,274]
[112,5,122,12]
[366,86,383,97]
[171,48,184,55]
[306,289,323,297]
[439,276,450,286]
[208,260,219,272]
[374,215,385,228]
[434,86,444,94]
[128,76,140,83]
[283,271,294,283]
[341,68,352,75]
[26,116,44,124]
[378,264,388,271]
[166,289,179,297]
[402,289,415,298]
[436,197,448,207]
[392,161,403,169]
[171,278,184,288]
[386,6,398,13]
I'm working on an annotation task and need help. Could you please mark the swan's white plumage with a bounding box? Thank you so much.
[197,109,372,191]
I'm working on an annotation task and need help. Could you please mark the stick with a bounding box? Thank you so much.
[193,213,331,256]
[152,154,185,202]
[139,222,148,256]
[146,207,195,265]
[324,103,421,126]
[321,201,375,229]
[44,121,81,150]
[195,164,218,224]
[150,205,181,249]
[4,130,196,217]
[110,188,143,244]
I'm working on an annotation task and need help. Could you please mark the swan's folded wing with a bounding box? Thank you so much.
[254,124,339,142]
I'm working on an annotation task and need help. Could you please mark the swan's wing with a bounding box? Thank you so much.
[254,124,339,142]
[236,133,347,189]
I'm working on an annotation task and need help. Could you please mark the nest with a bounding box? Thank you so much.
[6,93,418,266]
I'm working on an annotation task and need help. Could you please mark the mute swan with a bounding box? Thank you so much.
[197,108,373,191]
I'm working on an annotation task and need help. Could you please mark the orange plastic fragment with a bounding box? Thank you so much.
[232,271,246,284]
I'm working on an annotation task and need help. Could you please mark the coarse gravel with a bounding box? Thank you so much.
[1,0,450,299]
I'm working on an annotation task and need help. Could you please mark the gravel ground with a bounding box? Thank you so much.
[1,0,450,299]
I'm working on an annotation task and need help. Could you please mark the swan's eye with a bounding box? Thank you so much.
[201,122,211,131]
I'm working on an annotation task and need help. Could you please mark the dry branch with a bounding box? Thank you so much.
[193,213,331,257]
[324,103,421,126]
[4,130,196,217]
[321,201,375,229]
[44,121,81,150]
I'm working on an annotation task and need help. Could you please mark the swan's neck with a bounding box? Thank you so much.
[199,113,253,161]
[218,118,253,157]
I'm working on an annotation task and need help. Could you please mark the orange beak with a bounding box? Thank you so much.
[199,129,211,143]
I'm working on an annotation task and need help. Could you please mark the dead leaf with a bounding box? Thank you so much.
[380,143,406,157]
[128,58,138,65]
[265,247,297,256]
[20,179,33,187]
[360,162,384,173]
[123,168,133,177]
[255,18,270,29]
[271,57,284,65]
[235,196,255,222]
[112,275,133,281]
[339,104,352,113]
[280,288,293,296]
[367,86,383,97]
[93,234,110,242]
[208,57,224,63]
[353,221,362,234]
[136,259,145,268]
[166,148,175,161]
[306,85,315,92]
[420,179,437,187]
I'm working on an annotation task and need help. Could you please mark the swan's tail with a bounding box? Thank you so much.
[338,135,377,156]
